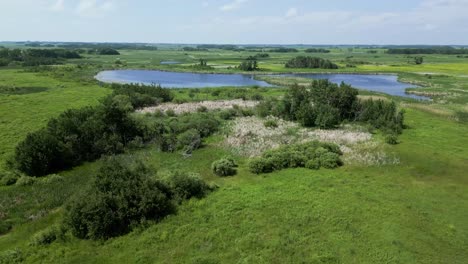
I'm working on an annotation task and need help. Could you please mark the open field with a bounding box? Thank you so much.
[0,45,468,263]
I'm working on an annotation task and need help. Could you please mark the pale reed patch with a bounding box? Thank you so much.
[137,100,259,114]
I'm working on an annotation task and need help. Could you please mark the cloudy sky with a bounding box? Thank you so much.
[1,0,467,44]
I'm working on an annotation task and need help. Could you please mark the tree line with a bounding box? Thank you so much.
[285,56,338,69]
[387,47,468,55]
[0,48,81,66]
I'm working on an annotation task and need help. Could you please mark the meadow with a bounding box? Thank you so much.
[0,44,467,263]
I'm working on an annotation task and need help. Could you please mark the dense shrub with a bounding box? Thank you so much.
[212,157,238,177]
[176,129,202,153]
[248,141,342,174]
[285,56,338,69]
[29,226,63,246]
[165,172,212,201]
[0,170,19,186]
[65,158,174,240]
[15,176,36,186]
[110,83,173,108]
[13,129,72,176]
[357,99,405,136]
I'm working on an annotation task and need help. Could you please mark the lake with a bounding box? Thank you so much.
[95,70,427,100]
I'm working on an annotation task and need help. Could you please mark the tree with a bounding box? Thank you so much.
[414,56,424,65]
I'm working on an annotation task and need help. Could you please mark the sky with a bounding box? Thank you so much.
[1,0,468,44]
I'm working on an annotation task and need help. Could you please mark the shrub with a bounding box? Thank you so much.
[29,226,63,246]
[13,130,71,177]
[285,56,338,69]
[385,134,399,145]
[249,141,343,174]
[0,221,12,235]
[212,157,238,177]
[166,172,211,201]
[248,158,274,174]
[319,152,342,169]
[218,109,238,120]
[176,129,202,153]
[65,158,174,240]
[263,119,278,128]
[40,174,64,184]
[305,159,320,170]
[15,176,36,186]
[0,171,18,186]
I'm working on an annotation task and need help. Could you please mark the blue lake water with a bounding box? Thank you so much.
[95,70,427,100]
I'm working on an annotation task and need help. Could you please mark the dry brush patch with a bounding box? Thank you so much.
[137,99,258,114]
[224,116,399,166]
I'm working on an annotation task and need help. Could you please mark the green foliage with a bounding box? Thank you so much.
[13,129,72,176]
[165,172,212,201]
[263,119,278,128]
[95,48,120,55]
[0,170,19,186]
[257,80,358,128]
[65,158,174,240]
[15,176,36,186]
[110,83,173,108]
[357,99,405,136]
[176,129,202,153]
[305,48,331,53]
[211,157,238,177]
[249,141,342,174]
[0,48,81,66]
[238,59,258,71]
[285,56,338,69]
[414,56,424,65]
[29,226,63,246]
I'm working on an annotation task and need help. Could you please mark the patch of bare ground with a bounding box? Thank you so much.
[137,99,258,114]
[224,116,399,166]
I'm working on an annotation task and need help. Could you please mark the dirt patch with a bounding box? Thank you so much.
[137,99,259,114]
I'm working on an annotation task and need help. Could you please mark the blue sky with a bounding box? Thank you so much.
[1,0,468,44]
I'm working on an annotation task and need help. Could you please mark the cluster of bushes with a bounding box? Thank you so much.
[305,48,331,53]
[182,47,208,52]
[256,80,358,128]
[249,141,343,174]
[65,158,212,240]
[387,46,468,55]
[57,43,158,51]
[255,80,405,139]
[285,56,338,69]
[212,157,238,177]
[356,99,405,143]
[255,53,270,58]
[88,48,120,55]
[0,48,81,66]
[269,48,299,53]
[238,57,259,71]
[109,83,173,108]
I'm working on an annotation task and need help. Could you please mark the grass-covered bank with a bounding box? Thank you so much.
[1,105,467,263]
[1,45,468,263]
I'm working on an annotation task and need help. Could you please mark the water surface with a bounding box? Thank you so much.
[96,70,427,100]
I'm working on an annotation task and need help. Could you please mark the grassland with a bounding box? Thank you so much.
[0,45,467,263]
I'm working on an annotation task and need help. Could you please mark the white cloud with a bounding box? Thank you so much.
[76,0,115,16]
[50,0,65,11]
[285,7,298,18]
[220,0,247,12]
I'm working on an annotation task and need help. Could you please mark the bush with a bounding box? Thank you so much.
[285,56,338,69]
[248,141,343,174]
[13,129,71,176]
[212,157,238,177]
[65,158,174,240]
[319,152,342,169]
[385,134,399,145]
[29,226,63,246]
[166,172,211,201]
[305,159,320,170]
[176,129,202,153]
[0,221,12,235]
[0,171,18,186]
[263,119,278,128]
[15,176,36,186]
[39,174,64,184]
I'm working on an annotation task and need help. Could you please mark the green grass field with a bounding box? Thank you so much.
[0,46,467,263]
